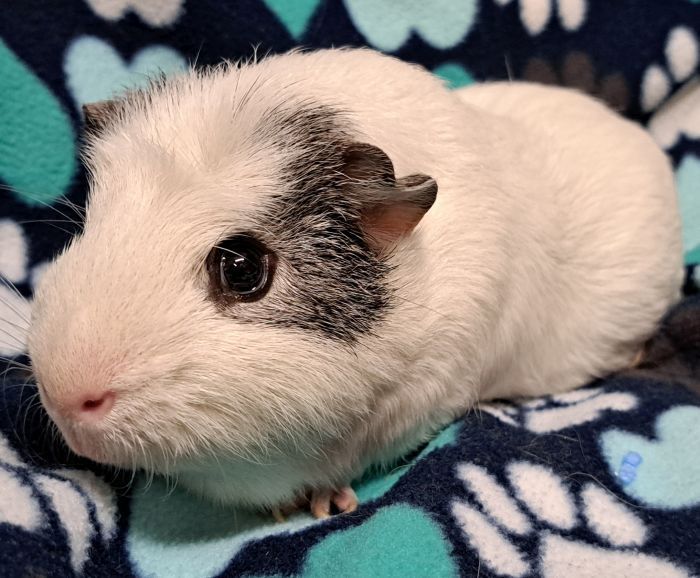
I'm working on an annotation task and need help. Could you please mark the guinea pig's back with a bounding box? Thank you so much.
[452,82,683,398]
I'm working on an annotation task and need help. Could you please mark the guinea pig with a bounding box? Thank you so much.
[28,48,683,518]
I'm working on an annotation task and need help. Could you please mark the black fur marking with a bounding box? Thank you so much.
[82,100,123,136]
[83,74,392,342]
[84,75,396,342]
[231,104,393,342]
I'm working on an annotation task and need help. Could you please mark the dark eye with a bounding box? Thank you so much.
[209,235,275,301]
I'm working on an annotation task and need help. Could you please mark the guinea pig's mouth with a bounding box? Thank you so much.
[61,429,97,460]
[36,386,128,466]
[54,422,117,464]
[42,409,131,467]
[50,415,176,472]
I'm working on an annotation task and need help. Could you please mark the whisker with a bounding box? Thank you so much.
[0,276,29,304]
[0,289,31,325]
[393,294,452,322]
[0,311,30,335]
[0,184,84,228]
[0,326,27,349]
[20,389,41,448]
[504,54,514,82]
[54,195,86,221]
[17,219,81,226]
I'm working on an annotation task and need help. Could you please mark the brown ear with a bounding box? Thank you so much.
[342,143,437,253]
[82,100,121,135]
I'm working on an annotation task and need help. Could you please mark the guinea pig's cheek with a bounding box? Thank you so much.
[36,387,69,429]
[37,388,72,436]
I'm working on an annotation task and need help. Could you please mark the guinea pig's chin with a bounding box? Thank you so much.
[62,432,97,461]
[55,422,122,466]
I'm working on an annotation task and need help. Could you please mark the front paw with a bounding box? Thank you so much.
[271,486,358,521]
[310,486,358,519]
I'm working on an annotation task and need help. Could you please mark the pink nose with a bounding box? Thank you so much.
[76,391,115,420]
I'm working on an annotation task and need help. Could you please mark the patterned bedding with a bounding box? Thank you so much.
[1,1,699,576]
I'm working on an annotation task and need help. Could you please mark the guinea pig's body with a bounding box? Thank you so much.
[28,49,682,512]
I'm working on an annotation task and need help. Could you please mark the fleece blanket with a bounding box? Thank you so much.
[2,300,700,578]
[1,1,700,576]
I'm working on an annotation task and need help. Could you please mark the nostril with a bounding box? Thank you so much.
[83,398,104,410]
[79,391,115,418]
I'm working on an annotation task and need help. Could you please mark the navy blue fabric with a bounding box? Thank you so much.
[1,1,700,576]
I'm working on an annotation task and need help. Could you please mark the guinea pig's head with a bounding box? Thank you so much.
[27,58,437,484]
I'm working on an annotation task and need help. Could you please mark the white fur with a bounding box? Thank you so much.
[28,49,683,508]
